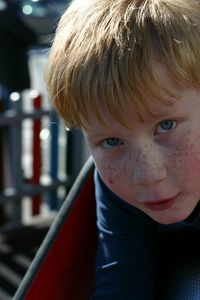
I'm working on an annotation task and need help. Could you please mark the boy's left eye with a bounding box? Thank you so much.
[101,138,123,149]
[156,120,177,134]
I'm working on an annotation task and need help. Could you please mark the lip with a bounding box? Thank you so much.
[143,196,178,211]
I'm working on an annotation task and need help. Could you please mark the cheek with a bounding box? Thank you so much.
[170,134,200,172]
[98,162,124,186]
[94,155,129,187]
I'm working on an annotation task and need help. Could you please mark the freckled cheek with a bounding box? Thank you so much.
[91,150,124,184]
[99,165,123,186]
[170,141,200,172]
[96,160,127,187]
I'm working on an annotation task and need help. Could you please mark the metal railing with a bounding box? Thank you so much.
[0,91,88,229]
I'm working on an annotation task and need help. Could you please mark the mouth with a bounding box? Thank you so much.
[143,195,178,211]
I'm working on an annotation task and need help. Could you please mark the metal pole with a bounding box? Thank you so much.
[30,91,42,215]
[8,92,23,223]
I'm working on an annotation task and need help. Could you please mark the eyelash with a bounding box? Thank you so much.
[101,138,123,149]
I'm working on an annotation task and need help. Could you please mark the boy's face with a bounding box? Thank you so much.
[84,65,200,224]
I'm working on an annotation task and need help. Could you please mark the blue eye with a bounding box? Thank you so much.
[101,138,123,149]
[156,120,177,134]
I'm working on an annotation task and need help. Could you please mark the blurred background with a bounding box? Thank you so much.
[17,0,69,44]
[0,0,89,298]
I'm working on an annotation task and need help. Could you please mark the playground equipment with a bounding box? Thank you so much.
[13,157,96,300]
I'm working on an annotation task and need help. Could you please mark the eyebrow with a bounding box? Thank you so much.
[142,102,179,121]
[84,132,109,141]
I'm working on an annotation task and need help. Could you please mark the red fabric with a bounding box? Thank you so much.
[25,171,97,300]
[31,94,42,215]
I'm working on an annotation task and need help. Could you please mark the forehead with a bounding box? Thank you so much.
[86,66,178,126]
[88,62,180,125]
[87,96,174,129]
[85,85,200,133]
[82,63,200,131]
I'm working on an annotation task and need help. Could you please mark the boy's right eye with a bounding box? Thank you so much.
[101,138,123,149]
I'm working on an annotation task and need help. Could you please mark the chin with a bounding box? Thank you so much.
[149,211,191,225]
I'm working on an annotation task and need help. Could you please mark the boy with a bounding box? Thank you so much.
[46,0,200,298]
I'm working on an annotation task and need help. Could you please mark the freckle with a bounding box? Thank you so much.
[109,178,114,185]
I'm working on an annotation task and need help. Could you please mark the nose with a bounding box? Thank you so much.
[133,143,167,187]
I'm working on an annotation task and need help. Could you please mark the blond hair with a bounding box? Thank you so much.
[46,0,200,129]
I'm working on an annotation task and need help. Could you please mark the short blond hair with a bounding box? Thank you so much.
[46,0,200,129]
